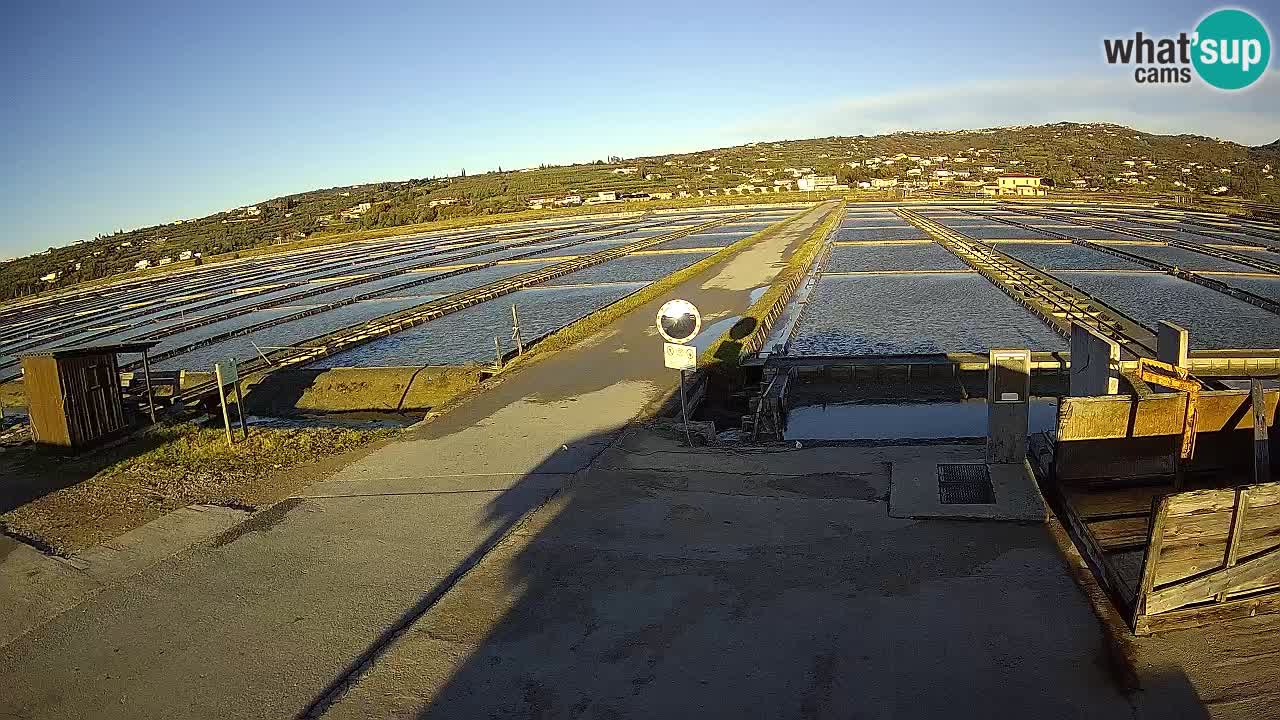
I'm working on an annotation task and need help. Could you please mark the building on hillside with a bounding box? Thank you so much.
[134,259,151,270]
[610,167,638,175]
[339,202,374,220]
[527,197,554,209]
[996,174,1049,197]
[555,195,583,206]
[870,178,898,189]
[797,175,837,192]
[585,191,620,205]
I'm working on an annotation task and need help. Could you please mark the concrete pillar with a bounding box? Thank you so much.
[1157,321,1190,368]
[988,348,1031,464]
[1152,321,1191,394]
[1070,323,1120,396]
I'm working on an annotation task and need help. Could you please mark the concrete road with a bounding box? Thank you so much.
[0,203,837,720]
[322,430,1154,719]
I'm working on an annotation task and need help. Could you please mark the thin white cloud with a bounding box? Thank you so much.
[728,72,1280,146]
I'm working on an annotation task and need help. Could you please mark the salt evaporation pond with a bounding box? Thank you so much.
[1054,271,1280,349]
[991,242,1148,271]
[825,243,968,272]
[788,273,1067,356]
[151,296,437,371]
[310,283,643,367]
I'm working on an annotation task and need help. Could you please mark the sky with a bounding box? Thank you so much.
[2,0,1277,256]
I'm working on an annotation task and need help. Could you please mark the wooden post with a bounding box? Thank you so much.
[1253,378,1270,484]
[141,349,156,424]
[214,363,233,448]
[233,380,249,440]
[1132,496,1170,631]
[511,305,523,355]
[494,337,503,369]
[1216,488,1249,603]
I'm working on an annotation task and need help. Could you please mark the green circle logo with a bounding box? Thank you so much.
[1193,9,1271,90]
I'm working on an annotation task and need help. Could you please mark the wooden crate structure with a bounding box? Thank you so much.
[19,342,159,449]
[1032,388,1280,634]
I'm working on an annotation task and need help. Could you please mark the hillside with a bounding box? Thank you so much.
[3,122,1277,302]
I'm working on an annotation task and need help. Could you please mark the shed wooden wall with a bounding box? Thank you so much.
[21,355,70,446]
[60,354,125,447]
[21,352,126,448]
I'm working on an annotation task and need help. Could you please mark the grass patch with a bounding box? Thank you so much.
[700,205,844,372]
[1,423,389,554]
[0,380,23,409]
[519,204,830,359]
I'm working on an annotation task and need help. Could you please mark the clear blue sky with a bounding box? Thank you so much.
[2,0,1275,256]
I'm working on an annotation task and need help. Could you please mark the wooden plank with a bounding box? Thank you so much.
[1256,379,1272,484]
[1107,549,1147,598]
[1090,515,1152,551]
[1153,485,1280,585]
[1145,544,1280,614]
[1217,488,1249,602]
[1132,496,1170,629]
[1063,484,1167,519]
[1058,390,1278,441]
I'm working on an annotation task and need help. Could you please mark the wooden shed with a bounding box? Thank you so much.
[19,341,159,449]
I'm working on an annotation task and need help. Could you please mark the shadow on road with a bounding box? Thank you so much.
[301,422,1212,719]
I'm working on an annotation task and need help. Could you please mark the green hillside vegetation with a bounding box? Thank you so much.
[3,122,1277,303]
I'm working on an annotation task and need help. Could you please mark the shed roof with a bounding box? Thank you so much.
[19,341,161,359]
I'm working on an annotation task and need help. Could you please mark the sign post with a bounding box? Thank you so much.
[233,376,249,440]
[214,358,247,446]
[214,360,235,447]
[656,299,702,446]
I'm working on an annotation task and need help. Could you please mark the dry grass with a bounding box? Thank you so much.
[0,381,23,409]
[1,423,388,554]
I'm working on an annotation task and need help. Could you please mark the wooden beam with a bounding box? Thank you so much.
[1255,378,1271,484]
[1216,488,1249,603]
[1132,496,1170,630]
[1145,543,1280,615]
[1136,590,1280,635]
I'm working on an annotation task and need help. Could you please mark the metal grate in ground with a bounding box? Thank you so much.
[937,463,995,504]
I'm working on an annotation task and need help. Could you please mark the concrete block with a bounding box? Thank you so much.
[988,349,1030,464]
[1069,323,1119,396]
[1157,321,1190,369]
[888,460,1047,521]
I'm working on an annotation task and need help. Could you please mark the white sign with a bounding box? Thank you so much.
[664,342,697,370]
[656,299,701,344]
[214,358,238,386]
